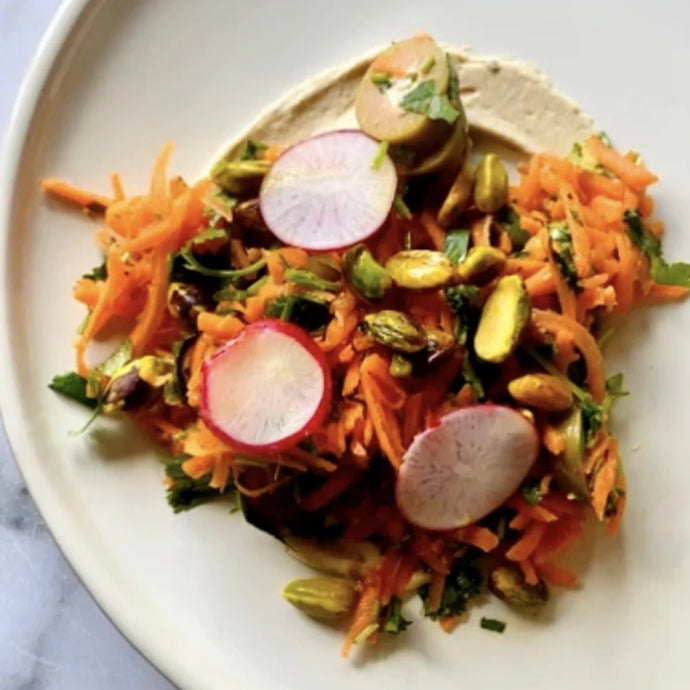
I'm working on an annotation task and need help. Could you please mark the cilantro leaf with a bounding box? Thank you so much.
[283,268,341,292]
[265,294,330,332]
[443,229,470,266]
[399,80,461,125]
[651,258,690,287]
[480,617,506,633]
[49,372,99,409]
[82,261,107,281]
[419,556,482,620]
[499,208,530,252]
[445,284,480,345]
[380,596,411,635]
[522,482,543,506]
[624,210,661,261]
[549,222,579,290]
[165,455,225,513]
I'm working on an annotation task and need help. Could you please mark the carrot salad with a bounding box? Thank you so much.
[45,39,689,655]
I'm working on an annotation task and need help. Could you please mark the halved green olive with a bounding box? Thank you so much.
[355,36,451,154]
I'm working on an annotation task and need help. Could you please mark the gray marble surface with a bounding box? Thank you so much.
[0,1,176,687]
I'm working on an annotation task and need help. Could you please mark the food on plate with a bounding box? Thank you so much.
[45,34,689,655]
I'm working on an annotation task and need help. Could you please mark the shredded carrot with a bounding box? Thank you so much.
[536,561,578,588]
[457,525,499,552]
[586,136,658,191]
[505,521,547,562]
[41,178,112,210]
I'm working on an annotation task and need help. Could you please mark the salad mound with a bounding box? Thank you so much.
[45,35,689,655]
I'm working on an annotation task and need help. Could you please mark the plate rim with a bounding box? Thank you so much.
[0,1,187,687]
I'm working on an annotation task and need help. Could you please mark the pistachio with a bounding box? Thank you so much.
[284,536,380,579]
[343,245,391,300]
[550,406,589,499]
[167,282,208,328]
[210,158,270,196]
[508,373,574,412]
[456,246,507,285]
[282,576,357,620]
[488,566,548,607]
[363,310,427,353]
[104,356,175,411]
[474,275,530,363]
[233,198,270,233]
[437,159,474,228]
[385,250,454,290]
[423,329,456,364]
[473,153,508,213]
[390,353,413,377]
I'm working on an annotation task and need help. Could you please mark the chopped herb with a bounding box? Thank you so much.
[49,372,99,409]
[480,617,506,633]
[443,229,471,266]
[399,80,461,126]
[499,208,530,252]
[446,53,460,106]
[213,274,270,302]
[189,227,228,247]
[370,71,393,89]
[82,261,107,281]
[522,482,543,505]
[420,56,436,74]
[549,222,579,290]
[283,267,341,292]
[165,455,225,513]
[265,295,331,332]
[393,195,413,220]
[371,140,390,171]
[419,555,482,620]
[624,210,690,287]
[180,247,266,281]
[380,596,412,635]
[462,352,486,401]
[568,142,608,175]
[445,284,481,345]
[240,139,267,161]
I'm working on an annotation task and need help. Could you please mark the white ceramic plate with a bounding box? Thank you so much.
[2,1,690,689]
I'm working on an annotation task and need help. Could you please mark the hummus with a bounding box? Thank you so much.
[217,47,594,164]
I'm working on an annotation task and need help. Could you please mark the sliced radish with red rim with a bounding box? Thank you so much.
[200,320,331,451]
[396,405,539,531]
[259,130,397,251]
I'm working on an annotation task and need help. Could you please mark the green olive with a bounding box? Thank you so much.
[390,353,413,377]
[385,250,454,290]
[343,245,391,300]
[405,115,469,178]
[363,310,427,353]
[474,275,530,363]
[355,36,451,154]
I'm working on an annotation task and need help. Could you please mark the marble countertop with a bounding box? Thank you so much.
[0,1,175,688]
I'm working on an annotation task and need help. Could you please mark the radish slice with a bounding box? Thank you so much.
[259,130,397,251]
[200,320,331,451]
[396,406,539,530]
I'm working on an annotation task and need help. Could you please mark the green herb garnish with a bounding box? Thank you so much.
[49,372,99,409]
[480,617,506,633]
[419,555,482,620]
[393,195,413,220]
[625,210,690,287]
[380,596,412,635]
[399,80,461,126]
[443,229,471,266]
[371,141,390,171]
